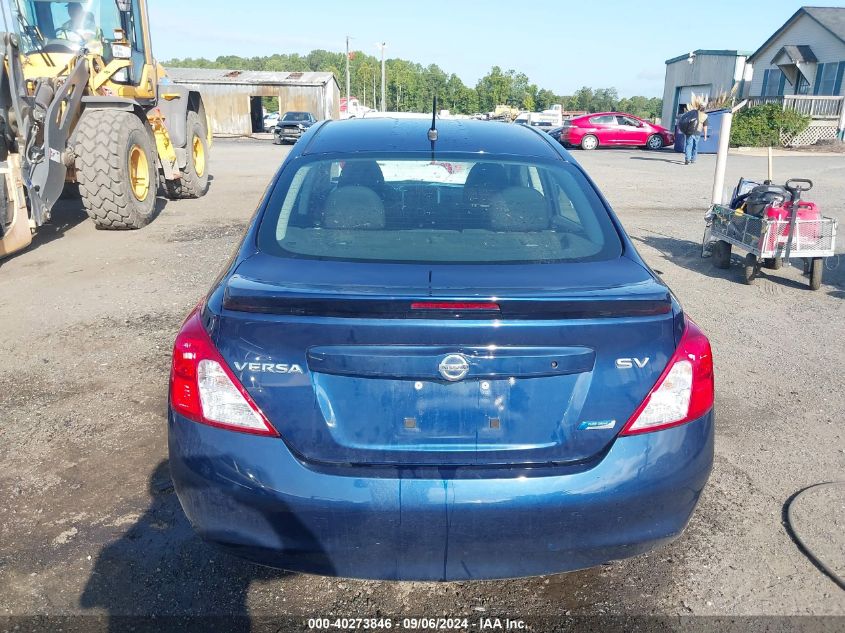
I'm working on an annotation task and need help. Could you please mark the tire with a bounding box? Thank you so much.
[165,110,210,199]
[809,258,823,291]
[72,109,157,230]
[646,134,663,150]
[743,253,758,285]
[580,135,598,150]
[763,257,783,270]
[712,240,731,269]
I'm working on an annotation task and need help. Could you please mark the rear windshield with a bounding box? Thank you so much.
[257,155,622,264]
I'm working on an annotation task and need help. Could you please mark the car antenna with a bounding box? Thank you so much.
[428,96,438,142]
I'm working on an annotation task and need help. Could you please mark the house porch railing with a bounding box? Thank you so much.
[746,95,845,120]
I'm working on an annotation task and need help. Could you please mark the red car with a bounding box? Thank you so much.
[560,112,674,150]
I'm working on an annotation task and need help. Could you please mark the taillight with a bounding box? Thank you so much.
[170,307,278,437]
[620,316,714,435]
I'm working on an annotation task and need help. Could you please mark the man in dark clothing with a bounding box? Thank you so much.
[683,104,709,165]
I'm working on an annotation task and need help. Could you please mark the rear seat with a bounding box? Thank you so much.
[488,187,550,232]
[322,186,385,230]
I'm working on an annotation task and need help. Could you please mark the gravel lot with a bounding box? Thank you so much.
[1,138,843,628]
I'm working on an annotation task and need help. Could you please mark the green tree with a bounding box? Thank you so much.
[592,88,618,112]
[569,87,594,112]
[475,66,513,112]
[535,88,558,111]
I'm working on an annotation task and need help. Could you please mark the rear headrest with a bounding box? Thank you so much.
[489,187,549,232]
[339,161,385,189]
[464,163,507,204]
[323,186,385,230]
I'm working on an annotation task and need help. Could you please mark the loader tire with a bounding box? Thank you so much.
[73,109,158,230]
[165,111,210,200]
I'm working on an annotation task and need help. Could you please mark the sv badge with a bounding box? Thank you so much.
[616,357,650,369]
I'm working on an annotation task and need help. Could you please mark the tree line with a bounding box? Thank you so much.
[165,51,663,120]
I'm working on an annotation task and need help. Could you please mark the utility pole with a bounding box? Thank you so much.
[376,42,387,112]
[345,36,351,112]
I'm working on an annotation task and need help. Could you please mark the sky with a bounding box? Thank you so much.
[148,1,845,97]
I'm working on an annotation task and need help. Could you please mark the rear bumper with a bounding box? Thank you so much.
[168,410,714,580]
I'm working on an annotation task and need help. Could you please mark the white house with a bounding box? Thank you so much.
[745,7,845,143]
[747,7,845,98]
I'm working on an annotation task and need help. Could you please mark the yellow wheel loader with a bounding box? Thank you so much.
[0,0,211,259]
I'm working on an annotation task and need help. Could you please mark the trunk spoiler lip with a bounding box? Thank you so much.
[222,274,672,319]
[306,344,596,380]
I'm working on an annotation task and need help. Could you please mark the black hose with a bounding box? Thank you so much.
[784,481,845,591]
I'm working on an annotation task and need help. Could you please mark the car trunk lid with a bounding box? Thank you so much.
[213,253,676,467]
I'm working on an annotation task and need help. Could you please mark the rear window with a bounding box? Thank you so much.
[257,155,622,264]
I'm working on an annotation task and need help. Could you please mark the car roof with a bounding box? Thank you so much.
[581,112,625,117]
[301,118,563,159]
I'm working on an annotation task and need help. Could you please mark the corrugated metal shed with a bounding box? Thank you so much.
[166,68,340,136]
[661,50,752,129]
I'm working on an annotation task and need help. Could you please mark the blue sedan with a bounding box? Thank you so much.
[168,118,714,581]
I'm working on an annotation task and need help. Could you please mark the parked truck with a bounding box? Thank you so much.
[514,104,564,128]
[340,96,372,119]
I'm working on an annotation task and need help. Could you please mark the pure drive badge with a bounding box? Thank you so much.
[578,420,617,431]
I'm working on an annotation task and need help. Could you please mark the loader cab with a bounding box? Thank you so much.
[12,0,155,97]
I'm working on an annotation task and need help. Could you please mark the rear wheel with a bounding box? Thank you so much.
[712,240,731,269]
[580,135,598,150]
[72,109,157,230]
[809,258,823,291]
[763,256,783,270]
[743,253,758,285]
[646,134,663,150]
[165,111,210,199]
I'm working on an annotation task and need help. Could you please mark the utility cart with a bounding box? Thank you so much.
[704,179,838,290]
